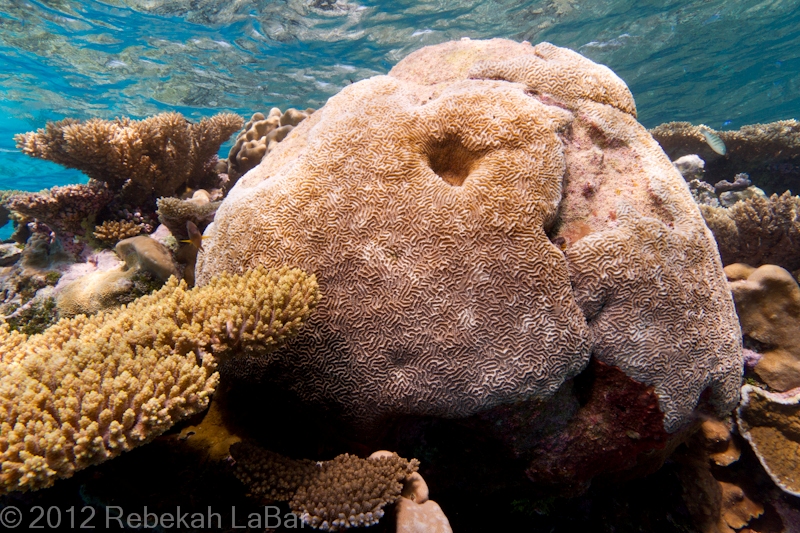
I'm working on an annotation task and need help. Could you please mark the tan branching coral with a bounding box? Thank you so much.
[223,108,313,186]
[14,112,243,205]
[197,38,740,433]
[727,264,800,391]
[737,384,800,497]
[0,265,319,494]
[93,219,142,244]
[700,192,800,271]
[231,442,419,531]
[5,182,113,236]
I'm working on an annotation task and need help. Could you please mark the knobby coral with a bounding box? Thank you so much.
[14,112,243,206]
[197,38,740,433]
[0,265,319,494]
[231,442,419,531]
[223,108,313,187]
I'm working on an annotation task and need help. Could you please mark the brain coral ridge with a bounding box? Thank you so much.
[197,38,741,433]
[0,265,319,494]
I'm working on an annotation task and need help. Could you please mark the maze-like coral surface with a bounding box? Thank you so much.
[197,39,741,432]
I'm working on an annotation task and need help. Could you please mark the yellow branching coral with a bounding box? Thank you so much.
[0,265,319,495]
[14,112,243,204]
[93,219,142,244]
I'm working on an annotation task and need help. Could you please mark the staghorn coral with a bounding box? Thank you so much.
[736,384,800,497]
[4,182,113,238]
[14,112,243,206]
[93,219,142,244]
[727,264,800,391]
[700,192,800,271]
[197,38,740,434]
[223,108,313,187]
[156,195,221,240]
[231,442,419,531]
[650,120,800,195]
[0,265,319,494]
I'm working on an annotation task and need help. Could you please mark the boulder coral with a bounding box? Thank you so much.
[0,265,319,494]
[727,264,800,391]
[14,112,243,206]
[197,38,740,436]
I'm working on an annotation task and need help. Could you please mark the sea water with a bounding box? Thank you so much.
[1,0,798,224]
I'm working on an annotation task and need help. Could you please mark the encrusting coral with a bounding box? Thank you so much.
[231,442,419,531]
[197,38,740,434]
[737,384,800,497]
[14,112,243,206]
[700,192,800,272]
[0,265,319,495]
[727,263,800,391]
[93,219,142,245]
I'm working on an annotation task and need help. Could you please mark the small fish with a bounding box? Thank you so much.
[180,221,209,251]
[699,125,726,155]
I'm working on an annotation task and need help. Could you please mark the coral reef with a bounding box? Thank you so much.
[223,108,313,186]
[727,264,800,391]
[14,112,243,206]
[737,384,800,497]
[197,38,740,436]
[93,219,142,245]
[0,265,319,494]
[700,192,800,271]
[650,120,800,195]
[231,442,419,531]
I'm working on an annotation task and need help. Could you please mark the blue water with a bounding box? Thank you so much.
[1,0,799,238]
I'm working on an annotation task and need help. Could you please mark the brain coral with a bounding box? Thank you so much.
[196,38,741,433]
